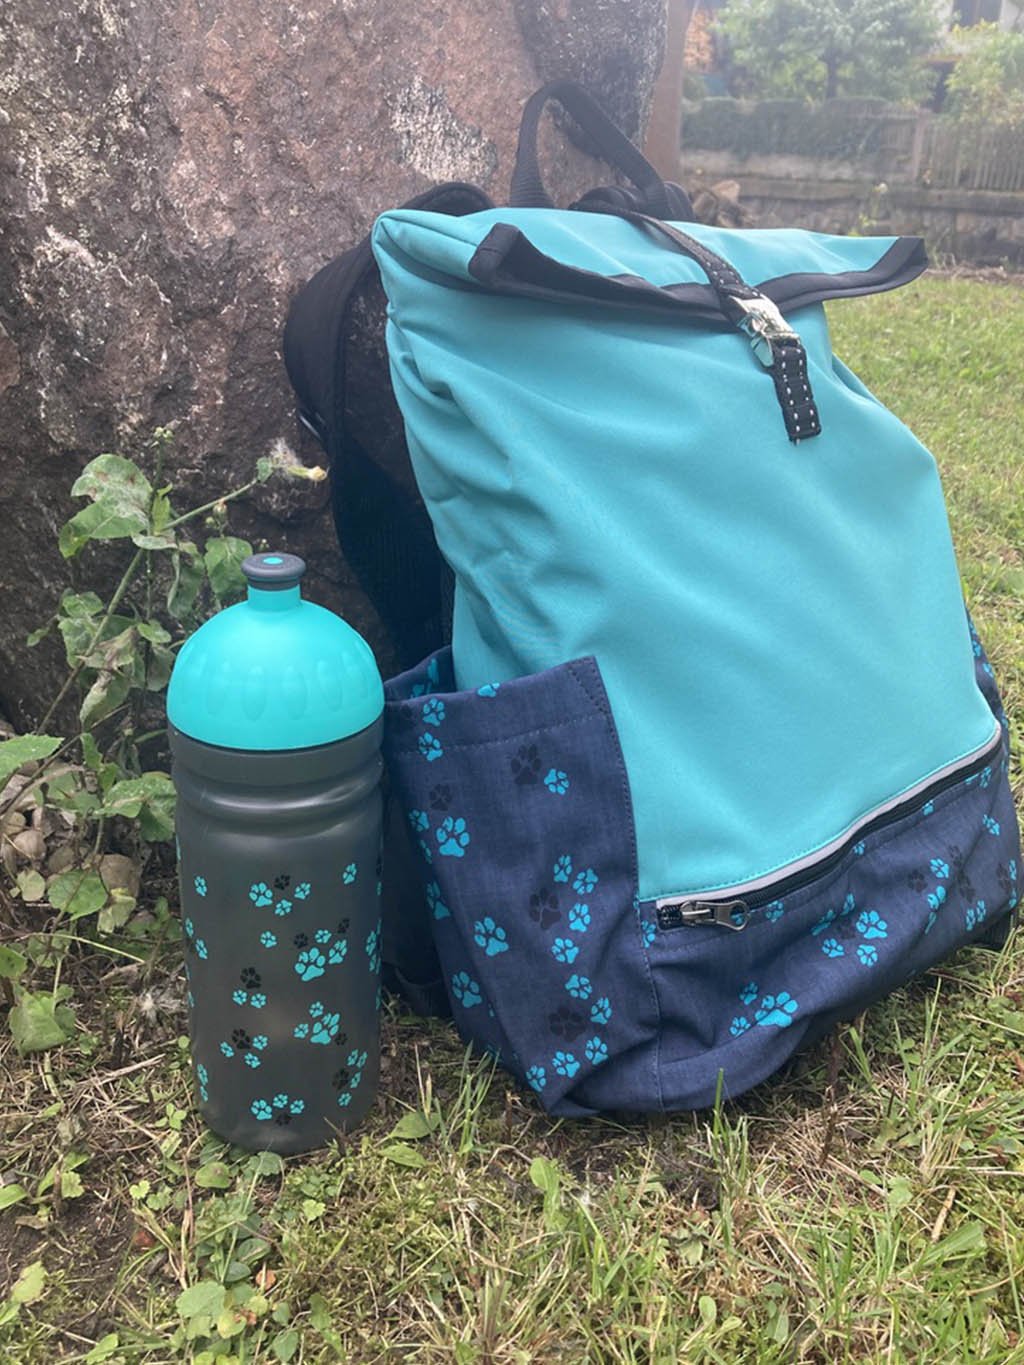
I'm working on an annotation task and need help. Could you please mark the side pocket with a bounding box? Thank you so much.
[383,649,661,1114]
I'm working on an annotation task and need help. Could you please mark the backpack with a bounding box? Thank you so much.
[284,82,1020,1115]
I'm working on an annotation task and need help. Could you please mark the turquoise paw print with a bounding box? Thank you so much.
[410,655,441,697]
[252,1094,305,1125]
[196,1063,209,1102]
[640,919,656,948]
[418,839,433,865]
[220,1040,234,1058]
[980,766,992,789]
[739,982,758,1006]
[983,815,1001,836]
[856,943,878,967]
[590,997,612,1025]
[451,971,482,1008]
[930,859,949,879]
[425,881,449,920]
[419,733,444,762]
[565,974,592,1000]
[755,993,799,1028]
[328,937,348,965]
[573,868,599,895]
[260,930,277,949]
[568,903,591,933]
[408,809,429,833]
[552,1050,579,1078]
[473,917,509,956]
[811,909,837,937]
[294,882,311,900]
[764,900,784,923]
[422,698,446,727]
[343,863,358,885]
[526,1065,546,1091]
[925,909,937,934]
[251,1098,272,1120]
[295,947,326,981]
[922,801,934,815]
[337,1092,353,1109]
[585,1036,608,1065]
[274,899,292,918]
[366,923,381,972]
[544,768,570,796]
[927,886,946,911]
[852,842,866,856]
[194,875,207,897]
[436,816,470,858]
[966,900,987,931]
[312,1011,341,1044]
[477,682,500,697]
[856,910,888,940]
[822,938,844,958]
[551,937,579,965]
[249,882,273,908]
[184,918,208,960]
[347,1048,368,1071]
[553,855,573,884]
[730,1016,750,1037]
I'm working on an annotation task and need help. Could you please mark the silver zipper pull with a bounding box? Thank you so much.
[655,899,749,931]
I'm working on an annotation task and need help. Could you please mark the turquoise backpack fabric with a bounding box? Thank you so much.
[372,209,997,906]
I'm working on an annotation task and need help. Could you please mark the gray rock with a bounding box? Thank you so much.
[0,0,666,728]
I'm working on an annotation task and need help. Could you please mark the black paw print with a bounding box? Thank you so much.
[240,967,261,990]
[333,1030,349,1049]
[908,870,927,893]
[336,918,350,936]
[293,932,309,950]
[231,1028,251,1050]
[332,1067,351,1091]
[429,783,453,811]
[511,744,541,785]
[273,1111,292,1126]
[529,888,560,930]
[548,1005,587,1040]
[998,863,1014,895]
[274,873,291,891]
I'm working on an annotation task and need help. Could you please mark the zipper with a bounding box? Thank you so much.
[655,726,1002,932]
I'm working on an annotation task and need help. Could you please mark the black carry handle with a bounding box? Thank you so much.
[510,79,692,221]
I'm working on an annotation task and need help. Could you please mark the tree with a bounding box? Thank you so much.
[945,23,1024,124]
[716,0,941,102]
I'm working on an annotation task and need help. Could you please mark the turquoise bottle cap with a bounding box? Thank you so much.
[167,552,384,751]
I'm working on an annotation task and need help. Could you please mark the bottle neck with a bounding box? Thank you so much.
[247,585,301,613]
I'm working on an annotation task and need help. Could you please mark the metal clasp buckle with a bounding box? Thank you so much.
[730,296,798,368]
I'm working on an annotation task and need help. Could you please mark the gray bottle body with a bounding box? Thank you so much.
[171,718,383,1154]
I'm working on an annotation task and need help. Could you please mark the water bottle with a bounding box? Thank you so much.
[167,552,385,1153]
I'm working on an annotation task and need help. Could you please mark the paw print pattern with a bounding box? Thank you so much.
[526,1065,546,1091]
[410,655,441,698]
[549,1005,587,1040]
[852,842,866,856]
[966,900,988,931]
[295,948,326,981]
[251,1098,272,1120]
[425,881,450,920]
[194,875,207,897]
[543,768,570,796]
[551,937,578,964]
[274,899,292,918]
[419,733,444,763]
[927,886,947,911]
[294,1002,342,1044]
[260,930,277,949]
[552,1050,580,1078]
[590,997,612,1026]
[529,888,560,930]
[573,868,599,896]
[343,863,358,885]
[196,1063,209,1103]
[585,1036,608,1065]
[568,903,591,933]
[183,918,208,961]
[451,971,482,1008]
[739,982,758,1006]
[983,815,1001,837]
[232,967,266,1008]
[565,974,592,1000]
[429,784,453,811]
[856,943,878,967]
[294,881,311,900]
[473,917,509,956]
[422,698,445,727]
[436,817,470,858]
[366,922,381,973]
[511,744,541,785]
[274,874,291,892]
[856,910,888,940]
[640,919,657,948]
[822,938,844,958]
[755,993,799,1028]
[908,870,928,893]
[553,855,573,884]
[730,1016,750,1037]
[764,900,785,923]
[930,859,950,879]
[998,859,1018,910]
[249,882,273,908]
[477,682,500,697]
[251,1094,305,1125]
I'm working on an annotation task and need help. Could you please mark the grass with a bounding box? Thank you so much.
[2,273,1023,1364]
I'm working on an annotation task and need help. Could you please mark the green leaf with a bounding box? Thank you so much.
[26,623,52,647]
[103,773,176,842]
[60,1170,85,1199]
[528,1156,561,1197]
[84,1333,121,1363]
[16,871,46,903]
[59,500,150,558]
[308,1294,343,1351]
[0,1184,28,1211]
[249,1152,285,1178]
[380,1143,428,1170]
[47,871,108,919]
[0,735,62,789]
[138,621,172,645]
[145,642,176,693]
[97,890,136,935]
[79,671,132,729]
[71,454,152,510]
[194,1161,233,1190]
[10,1260,47,1305]
[922,1221,987,1265]
[388,1111,439,1141]
[168,544,204,619]
[0,946,28,981]
[152,488,174,532]
[272,1328,299,1363]
[9,991,75,1054]
[131,532,177,551]
[255,456,275,483]
[80,732,103,773]
[204,537,253,603]
[175,1280,227,1322]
